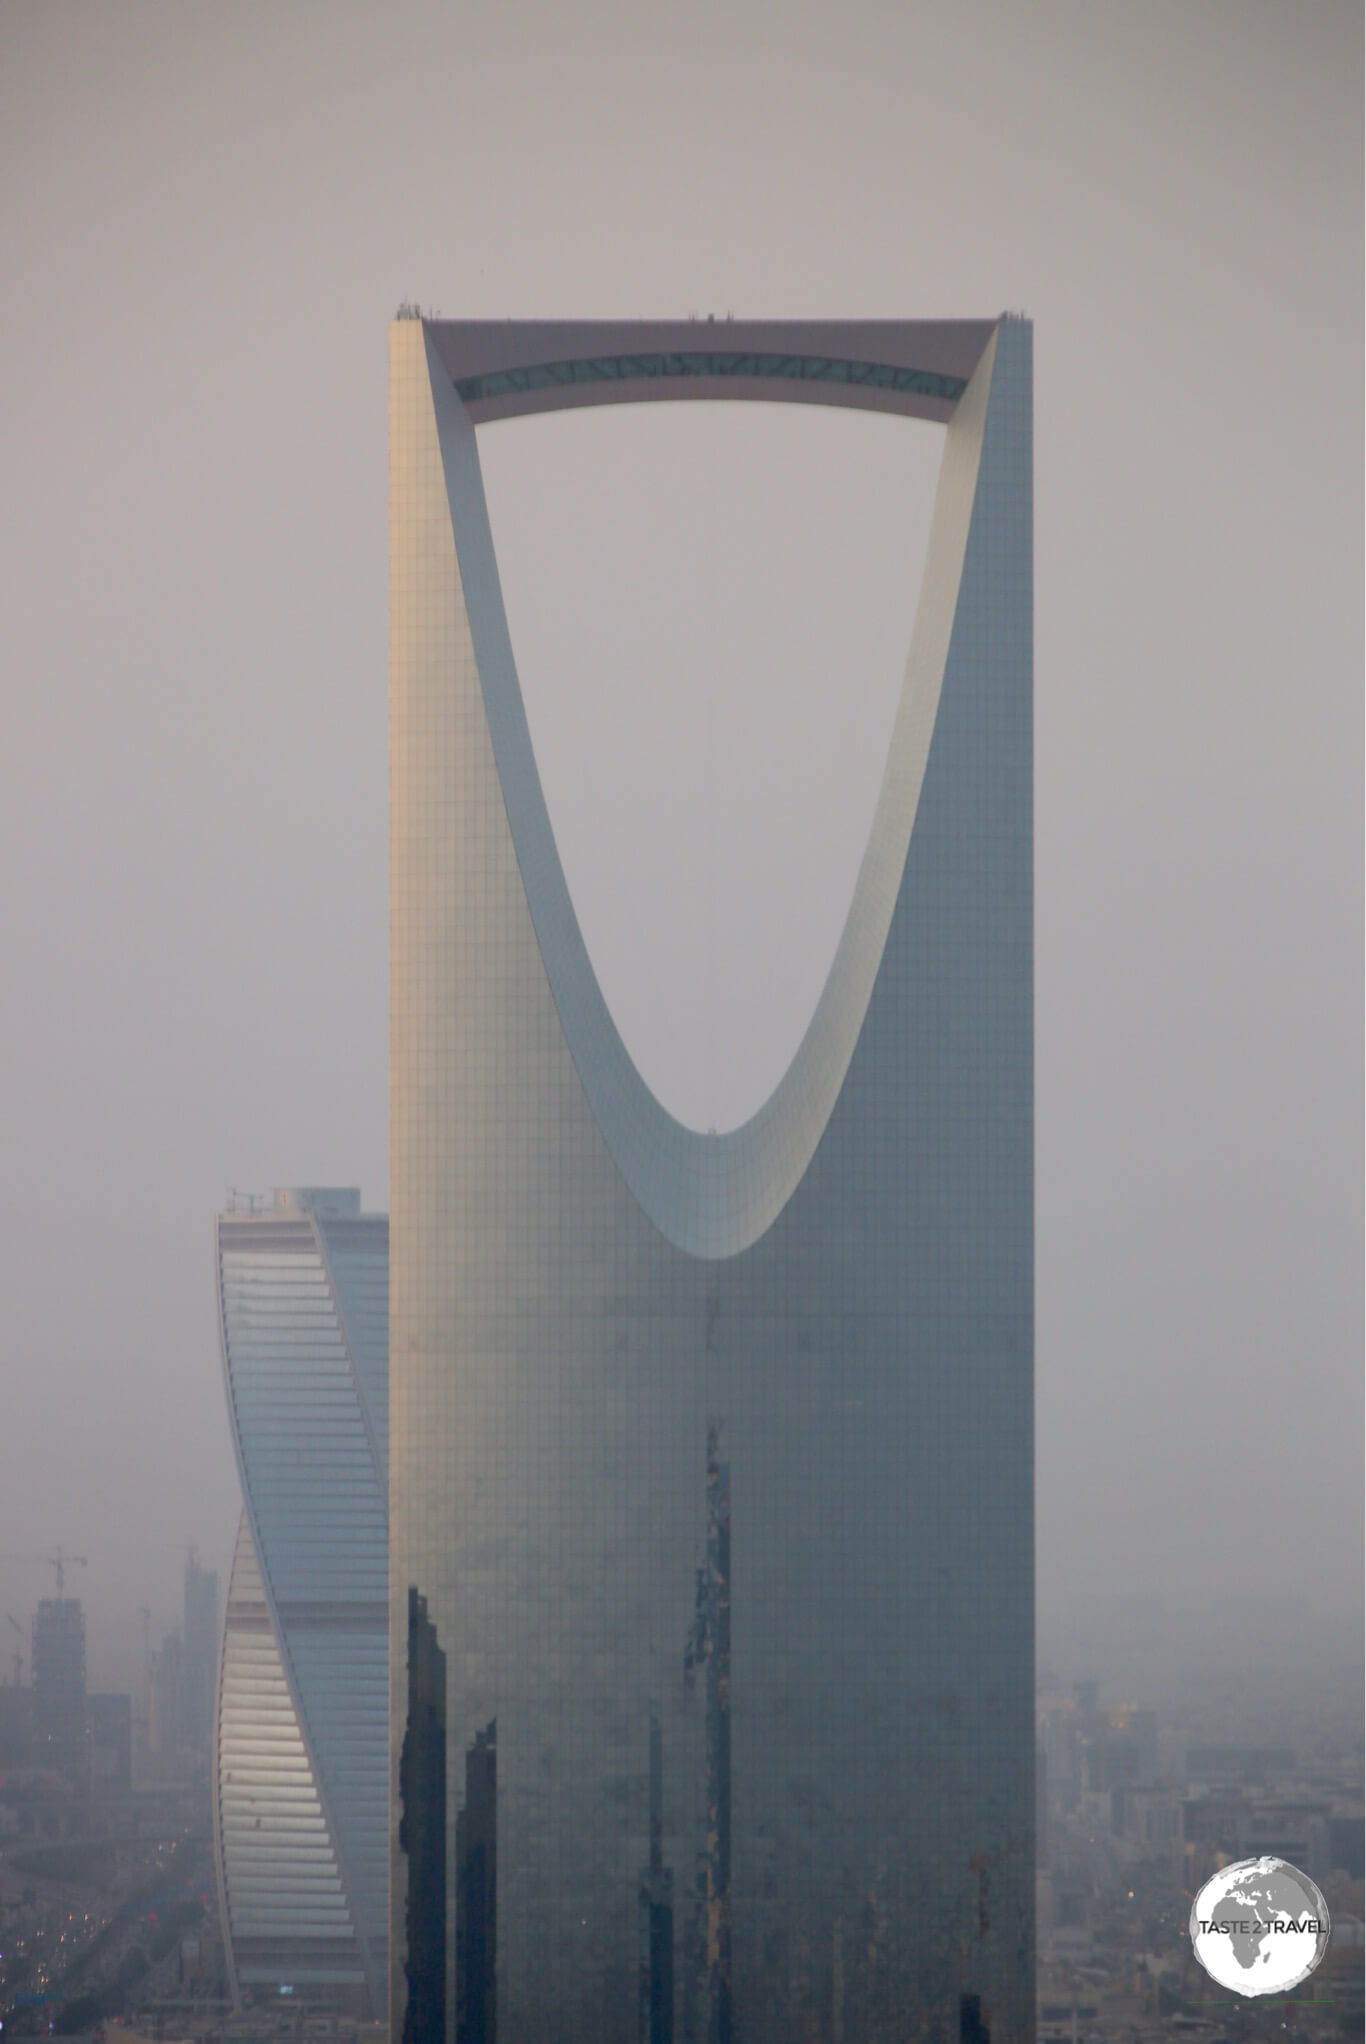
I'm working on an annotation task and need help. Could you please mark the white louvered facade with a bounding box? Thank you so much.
[213,1189,388,2012]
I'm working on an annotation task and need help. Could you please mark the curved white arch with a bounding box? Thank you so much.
[423,326,1000,1258]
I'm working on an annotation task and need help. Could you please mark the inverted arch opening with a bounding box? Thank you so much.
[478,400,944,1133]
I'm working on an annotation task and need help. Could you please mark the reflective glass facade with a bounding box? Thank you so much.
[214,1188,389,2010]
[390,318,1033,2044]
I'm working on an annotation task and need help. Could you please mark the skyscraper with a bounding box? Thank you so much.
[183,1547,219,1756]
[390,318,1033,2042]
[32,1595,85,1773]
[214,1187,389,2011]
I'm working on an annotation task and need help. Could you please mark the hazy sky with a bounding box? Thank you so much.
[0,2,1360,1691]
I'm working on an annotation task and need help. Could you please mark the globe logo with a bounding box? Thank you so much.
[1189,1856,1331,1996]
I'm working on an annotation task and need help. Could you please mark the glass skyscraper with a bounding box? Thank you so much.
[390,318,1033,2043]
[214,1187,389,2011]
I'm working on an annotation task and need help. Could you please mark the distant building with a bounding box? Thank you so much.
[149,1624,184,1758]
[88,1691,132,1792]
[0,1684,34,1770]
[1183,1790,1334,1881]
[31,1597,85,1770]
[1038,1689,1161,1821]
[1080,1707,1158,1792]
[213,1188,388,2014]
[1329,1806,1365,1878]
[147,1556,219,1765]
[182,1549,219,1753]
[1185,1743,1294,1785]
[1108,1784,1184,1875]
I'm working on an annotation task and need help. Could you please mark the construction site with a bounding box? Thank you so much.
[0,1548,236,2039]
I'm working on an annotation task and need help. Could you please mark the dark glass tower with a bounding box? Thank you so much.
[390,317,1033,2043]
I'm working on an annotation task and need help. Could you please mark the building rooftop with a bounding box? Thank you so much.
[418,315,1003,424]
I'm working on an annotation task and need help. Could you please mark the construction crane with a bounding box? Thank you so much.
[0,1548,89,1597]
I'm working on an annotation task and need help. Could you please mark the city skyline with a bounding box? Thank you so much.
[0,5,1359,1695]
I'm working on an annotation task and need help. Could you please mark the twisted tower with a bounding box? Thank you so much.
[214,1187,389,2010]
